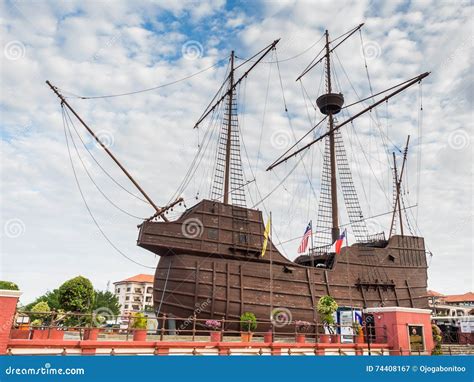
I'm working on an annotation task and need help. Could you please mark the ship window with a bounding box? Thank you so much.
[239,233,248,244]
[208,229,218,240]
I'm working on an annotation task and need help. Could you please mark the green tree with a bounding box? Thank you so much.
[30,301,51,324]
[0,280,19,290]
[24,289,61,311]
[58,276,95,313]
[92,290,121,318]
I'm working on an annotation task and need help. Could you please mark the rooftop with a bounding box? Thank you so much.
[114,274,154,284]
[444,292,474,303]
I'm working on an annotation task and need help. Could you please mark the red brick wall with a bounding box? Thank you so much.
[0,291,21,354]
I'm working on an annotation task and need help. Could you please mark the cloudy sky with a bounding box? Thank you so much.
[1,0,472,304]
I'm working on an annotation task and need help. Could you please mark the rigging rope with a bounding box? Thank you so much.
[61,105,155,269]
[235,33,325,64]
[63,107,146,220]
[59,57,229,100]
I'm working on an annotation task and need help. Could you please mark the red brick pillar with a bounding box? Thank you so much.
[0,290,21,354]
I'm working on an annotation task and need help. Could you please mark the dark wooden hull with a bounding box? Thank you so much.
[137,200,429,327]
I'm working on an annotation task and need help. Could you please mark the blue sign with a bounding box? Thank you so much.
[0,356,471,382]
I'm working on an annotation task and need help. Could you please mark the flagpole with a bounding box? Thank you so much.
[310,220,314,267]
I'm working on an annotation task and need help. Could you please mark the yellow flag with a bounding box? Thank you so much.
[261,217,271,257]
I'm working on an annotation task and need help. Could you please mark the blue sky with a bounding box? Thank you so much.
[0,0,472,303]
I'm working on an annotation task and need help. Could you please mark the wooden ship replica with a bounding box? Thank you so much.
[47,24,431,328]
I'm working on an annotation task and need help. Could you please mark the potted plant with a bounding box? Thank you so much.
[240,312,257,342]
[31,319,48,339]
[48,310,66,340]
[131,312,148,341]
[264,329,273,343]
[30,301,50,340]
[205,320,222,342]
[316,295,338,344]
[295,320,311,343]
[84,313,105,341]
[353,322,364,344]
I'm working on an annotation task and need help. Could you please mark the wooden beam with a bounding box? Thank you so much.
[306,269,317,320]
[240,265,244,316]
[211,262,216,318]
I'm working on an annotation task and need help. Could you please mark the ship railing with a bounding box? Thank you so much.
[11,310,390,345]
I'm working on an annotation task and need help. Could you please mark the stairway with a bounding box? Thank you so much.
[440,344,474,355]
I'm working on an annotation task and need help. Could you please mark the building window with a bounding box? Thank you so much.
[132,305,139,310]
[125,296,129,301]
[126,287,131,292]
[124,304,129,309]
[147,287,153,294]
[135,288,142,294]
[146,296,152,302]
[116,288,120,293]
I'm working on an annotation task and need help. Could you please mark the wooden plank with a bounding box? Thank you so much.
[306,269,316,320]
[226,263,230,318]
[194,261,200,308]
[405,279,414,307]
[211,261,216,318]
[377,286,384,306]
[324,270,331,295]
[393,286,400,306]
[240,265,244,316]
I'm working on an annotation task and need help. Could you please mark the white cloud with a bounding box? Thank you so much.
[0,0,472,304]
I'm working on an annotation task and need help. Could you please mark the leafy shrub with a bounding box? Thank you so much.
[131,312,147,329]
[240,312,257,332]
[0,281,19,290]
[30,301,51,323]
[58,276,94,313]
[317,296,338,333]
[431,324,443,355]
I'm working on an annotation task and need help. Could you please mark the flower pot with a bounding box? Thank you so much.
[264,330,273,343]
[331,334,341,344]
[296,333,306,343]
[32,329,48,340]
[133,329,147,341]
[210,331,221,342]
[240,332,253,342]
[48,328,65,340]
[319,334,330,343]
[84,328,99,341]
[355,334,365,344]
[10,329,30,339]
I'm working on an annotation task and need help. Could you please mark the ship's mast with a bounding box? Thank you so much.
[325,30,340,242]
[223,51,235,205]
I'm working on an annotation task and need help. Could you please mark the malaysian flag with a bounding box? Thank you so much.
[297,221,312,254]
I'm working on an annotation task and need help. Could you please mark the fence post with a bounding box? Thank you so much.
[192,314,196,341]
[314,320,318,343]
[160,314,166,341]
[220,317,225,341]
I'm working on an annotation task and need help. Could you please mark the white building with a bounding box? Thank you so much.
[113,274,154,316]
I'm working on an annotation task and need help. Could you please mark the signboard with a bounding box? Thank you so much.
[408,325,424,352]
[459,317,474,333]
[336,307,363,343]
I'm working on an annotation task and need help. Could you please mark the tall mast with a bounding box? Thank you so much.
[325,30,340,242]
[389,136,410,238]
[223,51,235,205]
[46,80,167,220]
